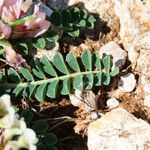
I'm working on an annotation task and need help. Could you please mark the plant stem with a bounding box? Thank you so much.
[0,50,4,55]
[8,15,35,27]
[0,70,102,88]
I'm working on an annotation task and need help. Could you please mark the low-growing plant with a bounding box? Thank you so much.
[14,7,96,52]
[49,7,96,38]
[0,50,119,101]
[21,109,58,150]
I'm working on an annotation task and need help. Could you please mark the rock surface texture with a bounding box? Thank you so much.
[88,108,150,150]
[112,0,150,109]
[99,41,127,67]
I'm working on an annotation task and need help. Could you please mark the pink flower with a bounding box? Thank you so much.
[0,1,50,39]
[11,2,50,39]
[0,23,12,39]
[3,46,26,68]
[0,0,22,22]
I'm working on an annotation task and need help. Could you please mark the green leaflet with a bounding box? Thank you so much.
[81,50,92,70]
[95,72,102,86]
[20,66,34,81]
[0,50,119,101]
[78,19,86,27]
[80,9,88,19]
[46,80,59,98]
[32,120,49,134]
[35,83,47,101]
[61,78,70,95]
[84,73,93,89]
[21,109,33,124]
[31,59,46,79]
[40,56,57,77]
[102,73,111,86]
[46,30,59,43]
[23,84,36,99]
[93,52,102,70]
[110,66,119,77]
[13,86,24,97]
[66,52,80,72]
[73,75,83,90]
[53,52,69,74]
[33,37,46,49]
[67,25,80,37]
[103,56,111,73]
[8,68,21,82]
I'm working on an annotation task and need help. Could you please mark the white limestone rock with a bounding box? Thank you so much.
[118,73,136,92]
[99,41,127,68]
[113,0,150,66]
[106,98,119,109]
[88,107,150,150]
[143,95,150,108]
[69,90,97,113]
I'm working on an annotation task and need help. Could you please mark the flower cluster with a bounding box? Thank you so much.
[0,94,38,150]
[0,0,50,39]
[0,0,51,68]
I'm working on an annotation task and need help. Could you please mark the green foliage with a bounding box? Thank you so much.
[20,108,33,124]
[33,37,46,49]
[11,7,96,51]
[0,50,119,101]
[20,109,58,149]
[49,7,96,38]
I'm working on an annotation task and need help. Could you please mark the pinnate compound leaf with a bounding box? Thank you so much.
[1,50,119,101]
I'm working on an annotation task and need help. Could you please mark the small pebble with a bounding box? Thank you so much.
[106,98,119,109]
[118,73,136,92]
